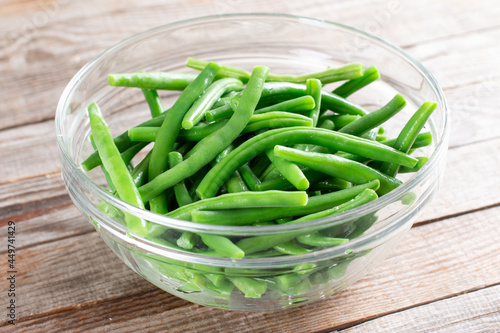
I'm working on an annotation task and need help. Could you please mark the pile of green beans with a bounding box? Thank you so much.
[85,58,436,300]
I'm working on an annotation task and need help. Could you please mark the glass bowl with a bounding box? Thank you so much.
[55,14,449,311]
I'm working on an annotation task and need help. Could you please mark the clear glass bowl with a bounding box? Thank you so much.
[55,14,449,311]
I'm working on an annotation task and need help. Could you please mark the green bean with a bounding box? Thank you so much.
[309,177,351,192]
[380,101,437,177]
[229,277,267,298]
[108,72,197,90]
[167,190,308,221]
[199,234,244,259]
[265,149,309,191]
[398,156,428,173]
[296,233,349,247]
[194,127,417,199]
[138,66,270,202]
[176,232,199,250]
[181,78,243,129]
[339,94,406,136]
[205,102,233,122]
[333,66,380,98]
[130,150,151,187]
[235,188,378,254]
[322,114,361,129]
[142,88,163,118]
[191,180,379,225]
[243,112,313,133]
[336,131,433,163]
[148,62,220,214]
[82,110,169,171]
[205,279,234,296]
[259,82,367,116]
[87,103,147,236]
[347,213,378,239]
[187,57,364,85]
[273,240,311,255]
[90,136,115,191]
[254,95,316,114]
[186,57,251,82]
[274,145,401,195]
[306,78,322,126]
[239,163,261,191]
[318,119,335,130]
[168,152,193,207]
[274,274,308,293]
[267,63,364,84]
[204,273,226,287]
[327,259,352,280]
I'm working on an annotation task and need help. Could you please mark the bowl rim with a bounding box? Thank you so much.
[56,13,450,265]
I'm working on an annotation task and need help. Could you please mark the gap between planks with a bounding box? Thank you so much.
[336,283,500,332]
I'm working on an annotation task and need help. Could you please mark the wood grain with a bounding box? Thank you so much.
[340,285,500,332]
[2,204,499,331]
[1,0,500,130]
[0,120,60,184]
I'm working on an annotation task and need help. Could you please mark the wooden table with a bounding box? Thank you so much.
[1,1,499,331]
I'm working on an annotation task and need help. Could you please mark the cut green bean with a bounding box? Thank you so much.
[108,72,197,90]
[267,63,364,84]
[274,145,401,195]
[229,277,267,298]
[398,156,428,173]
[296,233,349,247]
[318,119,335,130]
[181,78,243,129]
[254,95,315,114]
[339,94,406,136]
[274,240,311,255]
[259,82,367,116]
[186,57,251,82]
[306,78,322,127]
[380,101,437,177]
[239,163,261,191]
[199,234,244,259]
[130,150,151,187]
[265,149,309,191]
[168,152,193,207]
[187,57,364,85]
[142,88,163,118]
[205,102,233,122]
[191,180,379,225]
[333,65,380,98]
[87,102,147,236]
[167,190,308,221]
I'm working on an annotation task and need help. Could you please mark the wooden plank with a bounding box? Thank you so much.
[2,203,499,331]
[1,0,500,130]
[442,79,500,148]
[0,172,68,225]
[0,120,60,184]
[340,285,500,332]
[417,136,500,222]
